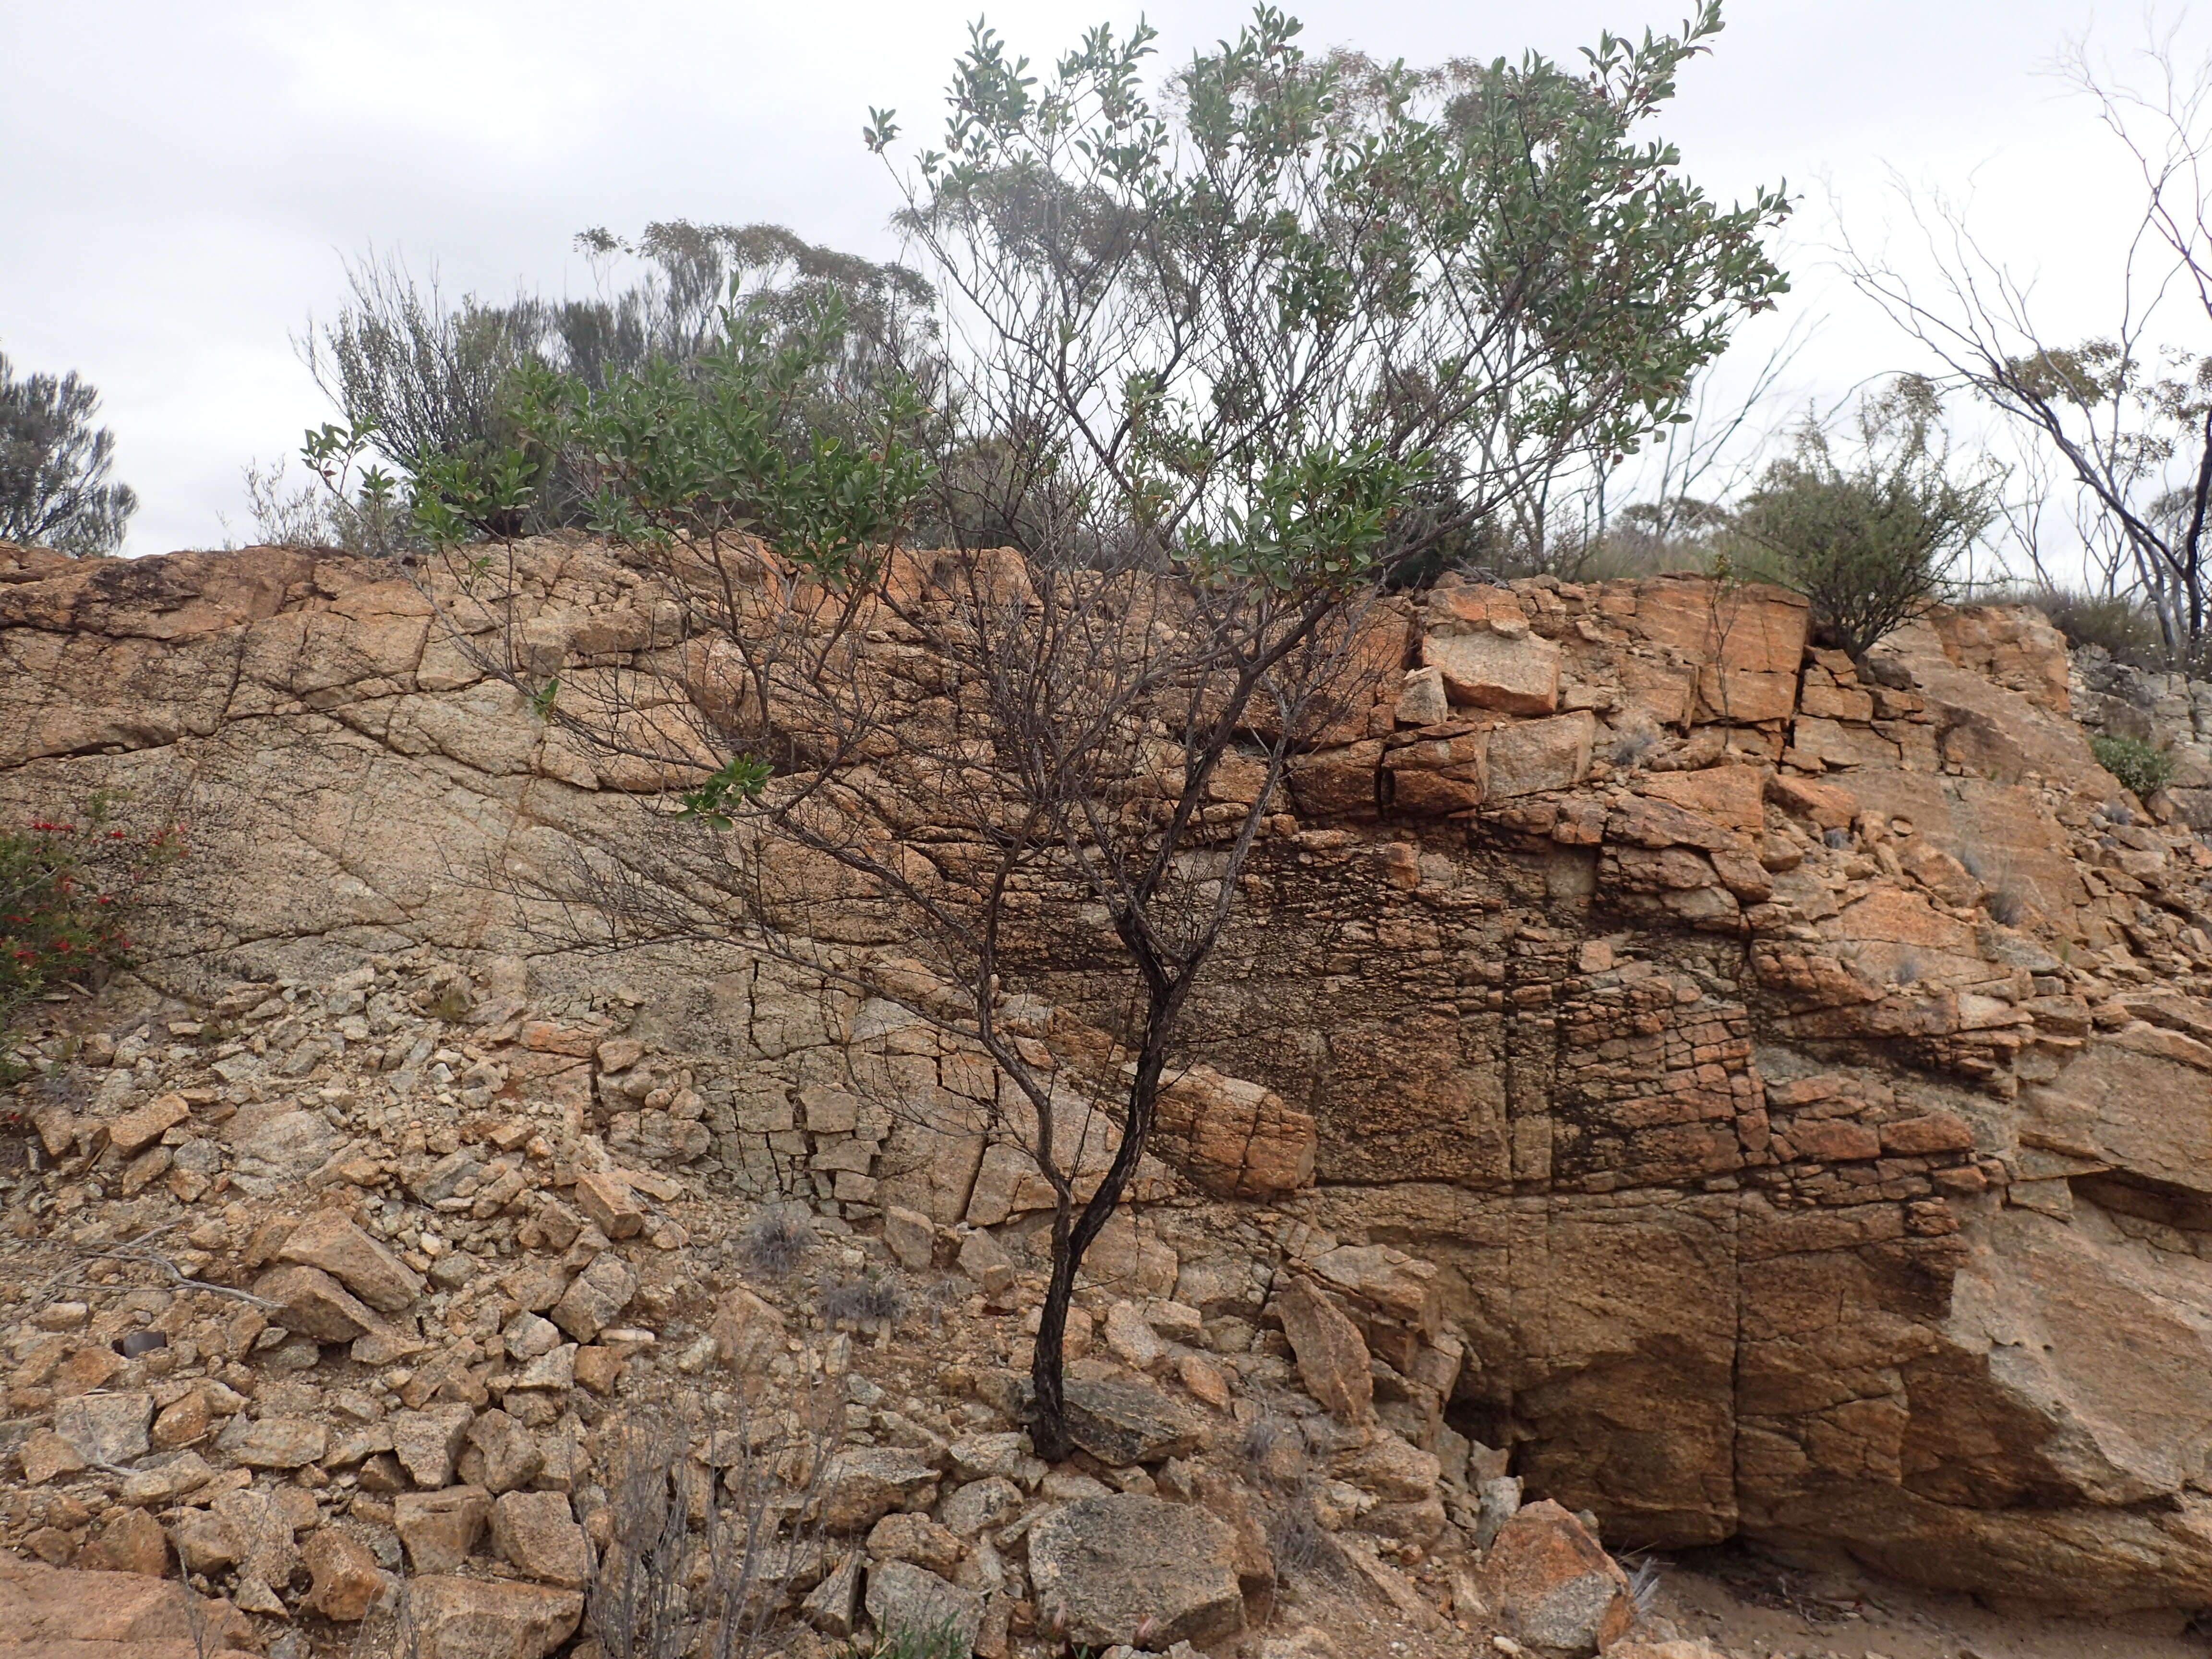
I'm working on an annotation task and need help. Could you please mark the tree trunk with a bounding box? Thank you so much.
[1027,1203,1081,1462]
[1024,996,1177,1459]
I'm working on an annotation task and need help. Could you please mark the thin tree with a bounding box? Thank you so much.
[1839,20,2212,649]
[0,351,137,557]
[412,3,1788,1458]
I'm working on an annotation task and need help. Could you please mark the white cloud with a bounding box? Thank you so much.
[0,0,2194,558]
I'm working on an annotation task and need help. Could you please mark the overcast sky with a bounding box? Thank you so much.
[2,0,2200,557]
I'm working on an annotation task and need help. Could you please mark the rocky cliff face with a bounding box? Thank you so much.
[11,539,2212,1614]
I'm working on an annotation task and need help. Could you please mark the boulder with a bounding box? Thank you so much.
[214,1413,325,1469]
[395,1486,492,1575]
[304,1527,389,1621]
[1485,711,1594,799]
[709,1284,784,1373]
[53,1393,154,1466]
[883,1205,938,1271]
[0,1551,257,1658]
[866,1512,965,1578]
[1480,1500,1634,1657]
[464,1409,543,1494]
[1102,1300,1167,1370]
[391,1403,477,1489]
[1422,629,1561,715]
[78,1509,169,1577]
[1272,1276,1373,1430]
[402,1575,583,1659]
[491,1491,590,1589]
[822,1448,944,1533]
[801,1551,865,1635]
[572,1171,645,1239]
[252,1263,379,1341]
[864,1560,983,1653]
[1063,1376,1206,1465]
[1029,1495,1245,1648]
[548,1253,636,1342]
[939,1476,1024,1537]
[276,1208,425,1310]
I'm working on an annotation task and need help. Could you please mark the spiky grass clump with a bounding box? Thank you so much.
[739,1204,818,1278]
[820,1272,906,1331]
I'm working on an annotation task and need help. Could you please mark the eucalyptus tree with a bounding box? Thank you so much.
[415,2,1789,1457]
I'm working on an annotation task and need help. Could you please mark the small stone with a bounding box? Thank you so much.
[504,1311,562,1361]
[466,1408,544,1494]
[121,1450,214,1504]
[22,1430,88,1483]
[53,1346,126,1397]
[306,1527,390,1620]
[959,1229,1016,1297]
[939,1476,1024,1537]
[491,1490,590,1589]
[403,1575,583,1659]
[709,1284,783,1373]
[1177,1353,1233,1410]
[33,1301,91,1331]
[175,1509,243,1575]
[395,1485,493,1574]
[510,1343,576,1391]
[572,1345,627,1396]
[108,1093,190,1156]
[151,1390,214,1450]
[947,1431,1028,1480]
[802,1550,865,1635]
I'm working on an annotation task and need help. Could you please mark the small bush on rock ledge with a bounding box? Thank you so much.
[2091,733,2176,800]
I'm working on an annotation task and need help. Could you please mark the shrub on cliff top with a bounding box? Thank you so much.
[1733,375,1999,658]
[0,351,138,558]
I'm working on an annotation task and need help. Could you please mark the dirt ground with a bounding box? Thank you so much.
[1637,1541,2212,1659]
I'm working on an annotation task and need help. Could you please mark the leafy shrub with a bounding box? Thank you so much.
[0,351,137,557]
[0,805,182,1027]
[2091,733,2176,798]
[1732,377,1998,658]
[2008,586,2163,659]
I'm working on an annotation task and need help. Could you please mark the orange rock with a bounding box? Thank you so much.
[1479,1500,1635,1656]
[1638,763,1768,835]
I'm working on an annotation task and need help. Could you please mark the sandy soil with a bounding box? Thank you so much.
[1637,1541,2211,1659]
